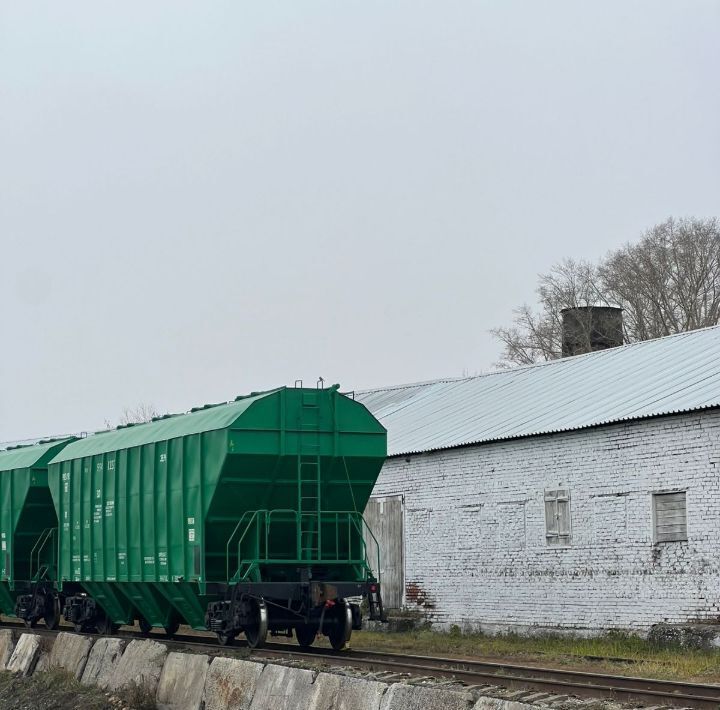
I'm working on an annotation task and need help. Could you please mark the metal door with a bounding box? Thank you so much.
[363,495,404,609]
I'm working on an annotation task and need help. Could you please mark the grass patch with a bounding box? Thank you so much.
[0,669,156,710]
[348,629,720,683]
[121,680,157,710]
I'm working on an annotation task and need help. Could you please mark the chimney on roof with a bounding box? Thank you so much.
[561,306,623,357]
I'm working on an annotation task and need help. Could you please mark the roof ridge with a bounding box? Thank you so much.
[356,324,720,457]
[357,324,720,394]
[354,376,467,395]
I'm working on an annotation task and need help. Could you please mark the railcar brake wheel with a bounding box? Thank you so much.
[328,602,352,652]
[243,598,268,649]
[295,623,316,648]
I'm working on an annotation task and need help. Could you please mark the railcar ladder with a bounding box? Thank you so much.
[298,390,321,561]
[299,456,321,560]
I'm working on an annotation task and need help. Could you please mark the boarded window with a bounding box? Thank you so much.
[545,489,571,546]
[653,491,687,543]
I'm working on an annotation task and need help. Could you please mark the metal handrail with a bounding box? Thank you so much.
[29,527,56,582]
[226,508,382,584]
[350,514,381,581]
[225,511,258,582]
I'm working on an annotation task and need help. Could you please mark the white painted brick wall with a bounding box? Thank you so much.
[371,409,720,633]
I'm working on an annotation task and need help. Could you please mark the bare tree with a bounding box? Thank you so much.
[600,217,720,340]
[491,259,608,365]
[492,217,720,366]
[118,403,159,425]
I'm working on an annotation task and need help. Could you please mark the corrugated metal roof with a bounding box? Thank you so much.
[355,326,720,457]
[51,390,279,464]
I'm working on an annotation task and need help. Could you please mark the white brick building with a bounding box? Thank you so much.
[358,327,720,634]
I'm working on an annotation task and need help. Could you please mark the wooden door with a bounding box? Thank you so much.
[363,495,404,609]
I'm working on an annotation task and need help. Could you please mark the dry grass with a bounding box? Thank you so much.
[0,669,111,709]
[121,681,157,710]
[0,669,157,710]
[348,629,720,683]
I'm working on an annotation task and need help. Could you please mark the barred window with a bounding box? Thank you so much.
[545,489,571,546]
[653,491,687,543]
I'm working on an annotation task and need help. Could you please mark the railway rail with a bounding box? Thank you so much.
[1,622,718,709]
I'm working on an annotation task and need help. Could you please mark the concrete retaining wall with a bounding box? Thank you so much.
[81,636,126,687]
[6,633,41,676]
[0,631,576,710]
[47,631,93,678]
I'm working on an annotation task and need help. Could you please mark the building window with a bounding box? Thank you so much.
[544,489,571,546]
[653,491,687,543]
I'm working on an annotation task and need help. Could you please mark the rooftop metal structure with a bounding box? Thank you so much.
[50,390,277,463]
[0,438,73,472]
[356,326,720,457]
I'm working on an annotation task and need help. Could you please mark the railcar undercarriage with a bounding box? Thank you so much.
[14,576,385,652]
[205,579,384,650]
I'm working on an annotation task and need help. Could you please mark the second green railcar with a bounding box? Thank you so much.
[0,438,73,627]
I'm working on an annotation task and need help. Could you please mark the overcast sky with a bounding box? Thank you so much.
[1,1,718,443]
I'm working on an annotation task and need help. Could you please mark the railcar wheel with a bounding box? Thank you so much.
[295,624,316,648]
[96,614,120,635]
[73,623,85,633]
[23,618,37,629]
[243,599,268,649]
[164,619,180,637]
[216,629,236,646]
[328,602,352,652]
[138,617,152,636]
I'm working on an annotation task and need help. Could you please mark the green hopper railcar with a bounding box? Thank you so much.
[40,385,386,648]
[0,438,73,628]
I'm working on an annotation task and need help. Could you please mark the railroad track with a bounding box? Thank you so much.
[2,622,718,709]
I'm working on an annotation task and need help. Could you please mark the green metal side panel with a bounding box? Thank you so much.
[49,429,226,586]
[81,581,135,623]
[0,439,73,615]
[152,582,208,628]
[80,581,211,628]
[0,469,31,587]
[0,583,14,615]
